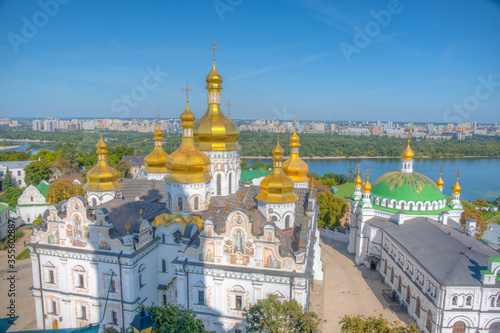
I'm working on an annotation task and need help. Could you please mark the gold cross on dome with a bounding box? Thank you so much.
[357,163,361,172]
[407,127,413,142]
[440,165,443,175]
[225,100,233,119]
[367,168,370,176]
[457,169,460,179]
[210,39,219,62]
[96,119,104,137]
[182,82,192,102]
[155,110,161,121]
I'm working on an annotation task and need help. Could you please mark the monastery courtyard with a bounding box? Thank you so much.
[312,237,414,332]
[0,230,413,332]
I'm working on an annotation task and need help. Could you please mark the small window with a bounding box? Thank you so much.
[48,270,54,284]
[27,217,30,223]
[51,301,57,314]
[78,274,85,288]
[79,306,87,319]
[198,290,205,305]
[178,197,183,210]
[194,197,199,211]
[111,310,118,325]
[110,278,116,293]
[415,297,421,318]
[17,170,21,176]
[285,215,291,229]
[173,230,182,244]
[217,174,221,196]
[162,260,167,273]
[466,296,472,306]
[162,294,167,303]
[235,295,242,310]
[406,287,411,304]
[235,330,242,333]
[426,310,433,331]
[272,216,277,223]
[452,295,457,305]
[18,179,21,185]
[139,274,144,288]
[31,196,34,202]
[390,267,394,283]
[162,234,165,243]
[228,173,232,195]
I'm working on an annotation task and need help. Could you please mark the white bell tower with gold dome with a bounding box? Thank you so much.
[193,40,241,197]
[165,84,212,214]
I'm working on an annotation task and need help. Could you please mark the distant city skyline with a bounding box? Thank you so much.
[1,0,499,123]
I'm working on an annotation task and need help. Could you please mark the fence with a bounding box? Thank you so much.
[319,227,349,243]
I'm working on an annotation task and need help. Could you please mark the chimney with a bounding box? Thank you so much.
[440,211,449,225]
[397,210,405,225]
[465,218,477,237]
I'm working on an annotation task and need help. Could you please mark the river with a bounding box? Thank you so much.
[243,158,500,201]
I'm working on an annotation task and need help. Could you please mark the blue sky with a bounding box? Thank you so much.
[0,0,499,123]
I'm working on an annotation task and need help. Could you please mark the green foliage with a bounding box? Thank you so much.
[245,294,319,333]
[31,149,60,162]
[252,161,265,170]
[15,248,30,260]
[14,229,23,239]
[114,160,131,178]
[103,327,119,333]
[316,191,348,228]
[33,214,43,225]
[137,303,207,333]
[472,198,489,208]
[46,179,84,205]
[0,151,30,161]
[60,143,81,165]
[241,160,250,170]
[50,157,79,176]
[24,160,53,185]
[339,314,420,333]
[2,168,16,191]
[0,187,23,206]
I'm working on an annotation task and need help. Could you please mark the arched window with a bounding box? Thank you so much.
[452,321,466,333]
[390,267,394,283]
[398,276,402,293]
[194,197,199,211]
[161,234,165,243]
[217,174,221,196]
[272,216,277,223]
[426,310,433,331]
[452,295,458,305]
[466,296,472,306]
[406,287,411,304]
[228,173,232,195]
[393,201,397,209]
[177,197,183,210]
[162,294,167,303]
[173,230,182,244]
[167,193,172,205]
[409,203,413,211]
[162,260,166,273]
[285,215,291,229]
[415,297,421,318]
[384,260,387,275]
[92,198,97,207]
[417,203,421,210]
[425,203,429,210]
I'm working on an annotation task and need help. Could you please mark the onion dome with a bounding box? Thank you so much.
[255,138,298,203]
[436,167,444,189]
[165,101,212,184]
[282,128,309,183]
[362,176,372,193]
[354,170,363,187]
[83,135,122,192]
[401,132,415,160]
[193,62,241,151]
[452,171,461,195]
[144,123,169,174]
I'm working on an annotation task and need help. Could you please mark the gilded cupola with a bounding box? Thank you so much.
[354,169,363,187]
[144,115,169,174]
[255,137,298,203]
[165,91,212,184]
[362,175,372,193]
[282,126,309,183]
[193,40,241,151]
[401,130,415,160]
[83,135,122,192]
[436,166,444,189]
[452,169,461,195]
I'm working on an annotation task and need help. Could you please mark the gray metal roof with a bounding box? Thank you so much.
[0,161,31,169]
[369,217,499,286]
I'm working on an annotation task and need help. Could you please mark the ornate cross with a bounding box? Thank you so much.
[457,169,460,179]
[210,39,219,62]
[357,163,361,172]
[407,127,413,142]
[440,165,443,176]
[225,100,233,119]
[182,82,192,102]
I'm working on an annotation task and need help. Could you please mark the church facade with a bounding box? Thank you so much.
[348,135,500,333]
[28,50,323,332]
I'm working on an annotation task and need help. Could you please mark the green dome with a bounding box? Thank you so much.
[371,171,446,203]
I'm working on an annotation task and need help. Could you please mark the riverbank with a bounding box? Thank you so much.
[0,145,21,151]
[242,155,500,160]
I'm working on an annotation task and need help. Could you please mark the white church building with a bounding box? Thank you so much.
[28,52,322,332]
[348,134,500,333]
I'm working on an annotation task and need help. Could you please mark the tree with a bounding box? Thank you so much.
[347,167,356,182]
[252,161,265,170]
[245,294,319,333]
[460,206,486,239]
[114,160,131,178]
[46,179,84,205]
[50,157,79,177]
[316,191,348,228]
[472,198,489,209]
[31,149,60,162]
[137,303,207,333]
[339,314,419,333]
[24,161,53,185]
[2,168,16,191]
[495,196,500,208]
[60,143,80,165]
[241,160,250,170]
[33,214,43,225]
[0,187,23,207]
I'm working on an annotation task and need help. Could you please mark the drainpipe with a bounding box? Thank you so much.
[182,259,189,310]
[33,242,46,330]
[118,251,125,332]
[289,270,296,301]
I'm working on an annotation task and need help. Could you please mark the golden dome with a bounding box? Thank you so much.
[165,102,212,184]
[255,138,298,203]
[354,170,363,187]
[144,123,169,174]
[282,128,309,183]
[401,130,414,160]
[83,135,122,192]
[193,62,241,151]
[452,171,461,195]
[362,176,372,193]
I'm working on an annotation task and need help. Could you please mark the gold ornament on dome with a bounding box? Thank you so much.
[401,127,415,160]
[208,203,213,218]
[144,111,169,174]
[282,116,309,183]
[452,169,462,195]
[125,224,130,234]
[436,165,444,189]
[237,192,243,208]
